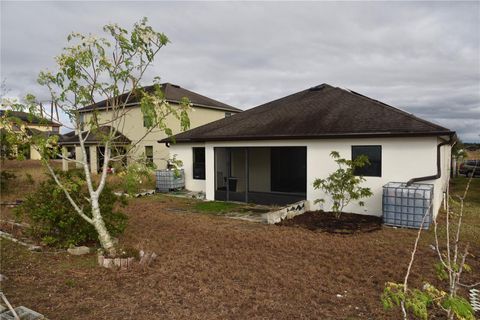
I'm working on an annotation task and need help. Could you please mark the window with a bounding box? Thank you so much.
[193,147,206,180]
[225,112,232,118]
[271,147,307,193]
[79,113,85,130]
[51,126,59,133]
[351,145,382,177]
[145,146,153,164]
[85,146,90,165]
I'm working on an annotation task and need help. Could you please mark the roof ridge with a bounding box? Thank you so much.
[172,84,241,112]
[339,87,449,132]
[0,109,61,126]
[78,82,241,113]
[246,83,334,114]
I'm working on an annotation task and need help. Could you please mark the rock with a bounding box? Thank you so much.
[67,246,90,255]
[113,258,121,267]
[103,258,113,268]
[0,274,8,281]
[336,294,343,298]
[2,306,45,320]
[97,254,104,266]
[28,245,42,252]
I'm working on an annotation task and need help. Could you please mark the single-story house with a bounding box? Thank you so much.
[160,84,455,218]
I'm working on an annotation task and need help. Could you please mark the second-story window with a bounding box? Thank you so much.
[79,113,85,130]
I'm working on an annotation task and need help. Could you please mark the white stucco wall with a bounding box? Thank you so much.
[169,136,452,218]
[168,142,207,192]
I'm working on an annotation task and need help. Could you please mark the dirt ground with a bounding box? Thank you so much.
[278,211,382,234]
[0,160,156,203]
[2,193,478,319]
[1,161,479,319]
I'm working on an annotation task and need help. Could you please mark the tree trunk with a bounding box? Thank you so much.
[91,195,116,257]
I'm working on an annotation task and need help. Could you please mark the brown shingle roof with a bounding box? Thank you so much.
[59,126,131,145]
[161,84,454,143]
[0,110,61,127]
[78,83,241,113]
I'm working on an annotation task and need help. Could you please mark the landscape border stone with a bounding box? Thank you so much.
[263,200,308,224]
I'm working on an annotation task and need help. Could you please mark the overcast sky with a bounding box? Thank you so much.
[1,1,479,141]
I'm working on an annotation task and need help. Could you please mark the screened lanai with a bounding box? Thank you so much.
[214,147,307,205]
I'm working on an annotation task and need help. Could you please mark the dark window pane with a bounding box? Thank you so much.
[193,147,205,180]
[271,147,307,193]
[145,146,153,164]
[352,145,382,177]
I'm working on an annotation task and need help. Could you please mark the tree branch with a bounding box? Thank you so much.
[44,160,93,225]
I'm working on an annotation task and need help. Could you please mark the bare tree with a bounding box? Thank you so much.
[382,168,477,320]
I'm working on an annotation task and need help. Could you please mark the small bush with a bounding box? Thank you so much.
[313,151,373,218]
[15,170,128,248]
[118,162,154,195]
[0,170,17,192]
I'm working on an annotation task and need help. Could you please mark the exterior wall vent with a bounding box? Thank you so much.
[382,182,434,229]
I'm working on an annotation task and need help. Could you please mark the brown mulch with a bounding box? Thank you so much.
[277,211,383,234]
[2,196,479,320]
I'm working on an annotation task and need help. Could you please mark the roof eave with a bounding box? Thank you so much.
[78,100,241,114]
[160,130,456,144]
[59,140,131,146]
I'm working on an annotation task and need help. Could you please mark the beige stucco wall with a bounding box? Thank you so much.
[82,104,234,169]
[170,136,452,218]
[29,124,60,160]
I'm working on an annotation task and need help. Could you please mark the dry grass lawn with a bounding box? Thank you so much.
[1,161,479,319]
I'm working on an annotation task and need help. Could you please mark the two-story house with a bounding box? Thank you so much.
[59,83,241,173]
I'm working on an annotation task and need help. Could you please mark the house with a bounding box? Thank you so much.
[59,83,241,173]
[160,84,455,218]
[0,109,61,160]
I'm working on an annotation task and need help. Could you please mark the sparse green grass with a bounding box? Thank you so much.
[446,177,480,241]
[420,177,480,254]
[193,201,242,214]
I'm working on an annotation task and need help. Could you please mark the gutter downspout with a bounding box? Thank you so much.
[406,137,453,186]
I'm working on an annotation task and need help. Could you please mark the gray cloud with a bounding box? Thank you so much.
[1,1,479,141]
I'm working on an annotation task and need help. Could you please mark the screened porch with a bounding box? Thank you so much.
[214,147,307,206]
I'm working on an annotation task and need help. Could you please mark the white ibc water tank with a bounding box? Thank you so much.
[382,182,434,229]
[155,169,185,192]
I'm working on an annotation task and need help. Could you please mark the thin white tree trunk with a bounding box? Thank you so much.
[91,143,116,256]
[91,194,116,256]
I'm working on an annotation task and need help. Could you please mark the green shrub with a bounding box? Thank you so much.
[15,170,128,248]
[313,151,373,218]
[0,170,17,192]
